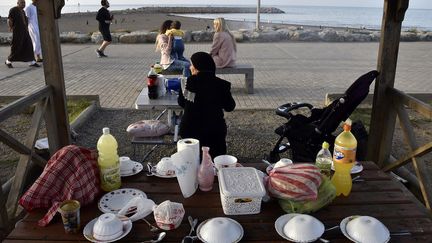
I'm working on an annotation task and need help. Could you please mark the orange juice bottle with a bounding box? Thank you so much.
[331,119,357,196]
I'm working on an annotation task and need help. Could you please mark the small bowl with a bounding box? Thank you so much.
[93,213,123,241]
[214,155,238,170]
[274,158,293,168]
[346,216,390,243]
[283,214,324,242]
[199,217,242,243]
[156,157,175,176]
[119,156,134,173]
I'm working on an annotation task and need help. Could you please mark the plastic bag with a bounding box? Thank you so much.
[278,177,336,214]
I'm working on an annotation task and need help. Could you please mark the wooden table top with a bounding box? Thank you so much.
[4,162,432,242]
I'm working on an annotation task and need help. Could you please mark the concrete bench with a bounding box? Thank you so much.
[161,64,254,94]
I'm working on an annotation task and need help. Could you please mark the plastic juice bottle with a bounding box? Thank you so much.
[97,127,121,191]
[331,119,357,196]
[315,141,332,178]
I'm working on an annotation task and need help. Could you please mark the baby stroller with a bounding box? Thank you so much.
[267,70,379,163]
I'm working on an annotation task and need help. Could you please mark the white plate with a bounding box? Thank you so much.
[83,216,132,243]
[331,162,364,174]
[98,188,147,213]
[149,164,176,178]
[197,217,244,243]
[275,213,301,241]
[275,213,324,243]
[120,160,144,177]
[340,215,390,243]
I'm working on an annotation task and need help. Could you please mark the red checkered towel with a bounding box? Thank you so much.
[19,145,101,226]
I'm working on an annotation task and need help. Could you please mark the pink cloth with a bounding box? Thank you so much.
[156,33,174,68]
[19,145,101,226]
[210,31,236,68]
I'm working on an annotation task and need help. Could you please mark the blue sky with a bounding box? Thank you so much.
[1,0,432,9]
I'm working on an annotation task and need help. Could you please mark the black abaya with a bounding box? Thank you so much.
[8,6,35,62]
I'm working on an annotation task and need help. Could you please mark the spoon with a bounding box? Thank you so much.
[141,232,166,243]
[262,159,272,166]
[325,225,340,231]
[146,163,156,176]
[142,218,159,232]
[182,216,198,243]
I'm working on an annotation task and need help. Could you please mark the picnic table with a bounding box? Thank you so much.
[4,161,432,242]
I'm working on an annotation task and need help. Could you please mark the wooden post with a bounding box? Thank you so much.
[256,0,261,30]
[36,0,71,153]
[367,0,409,167]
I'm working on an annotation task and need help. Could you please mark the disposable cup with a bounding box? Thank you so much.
[214,155,238,171]
[58,200,80,233]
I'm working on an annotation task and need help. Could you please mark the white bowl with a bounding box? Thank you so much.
[119,156,134,173]
[274,158,293,168]
[283,214,324,242]
[199,217,243,243]
[156,157,176,176]
[346,216,390,243]
[214,155,238,170]
[93,213,123,241]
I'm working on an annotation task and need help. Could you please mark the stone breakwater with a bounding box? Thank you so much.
[1,26,431,45]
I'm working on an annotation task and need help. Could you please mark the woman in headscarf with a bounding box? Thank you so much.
[178,52,236,158]
[210,17,237,68]
[155,20,191,77]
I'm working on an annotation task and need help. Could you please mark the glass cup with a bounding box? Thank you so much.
[58,200,81,233]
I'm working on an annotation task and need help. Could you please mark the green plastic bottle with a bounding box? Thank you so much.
[315,141,332,178]
[97,127,121,191]
[331,119,357,196]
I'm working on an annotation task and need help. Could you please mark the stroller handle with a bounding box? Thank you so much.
[276,102,313,119]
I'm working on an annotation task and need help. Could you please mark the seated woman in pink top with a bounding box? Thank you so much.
[210,18,237,68]
[155,20,191,77]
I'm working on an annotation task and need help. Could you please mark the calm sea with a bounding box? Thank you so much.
[1,4,431,31]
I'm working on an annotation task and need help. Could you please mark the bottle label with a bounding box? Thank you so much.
[101,164,121,188]
[333,144,356,164]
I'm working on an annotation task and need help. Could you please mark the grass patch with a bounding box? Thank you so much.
[349,108,372,129]
[67,99,92,123]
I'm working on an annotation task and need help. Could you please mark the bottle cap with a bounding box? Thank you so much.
[102,127,110,135]
[322,141,329,149]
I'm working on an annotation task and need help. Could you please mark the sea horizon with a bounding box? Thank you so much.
[1,4,431,31]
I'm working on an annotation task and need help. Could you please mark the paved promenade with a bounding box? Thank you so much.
[1,42,431,109]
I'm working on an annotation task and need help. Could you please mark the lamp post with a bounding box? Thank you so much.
[256,0,260,30]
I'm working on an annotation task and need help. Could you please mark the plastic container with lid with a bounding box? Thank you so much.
[218,167,266,215]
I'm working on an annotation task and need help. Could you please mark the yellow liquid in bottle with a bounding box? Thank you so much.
[97,128,121,191]
[331,123,357,196]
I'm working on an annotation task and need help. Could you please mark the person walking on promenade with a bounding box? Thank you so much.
[156,20,191,77]
[210,17,237,68]
[25,0,42,62]
[5,0,40,68]
[96,0,113,58]
[178,52,236,158]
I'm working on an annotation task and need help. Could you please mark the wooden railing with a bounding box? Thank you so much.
[382,87,432,210]
[0,86,52,232]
